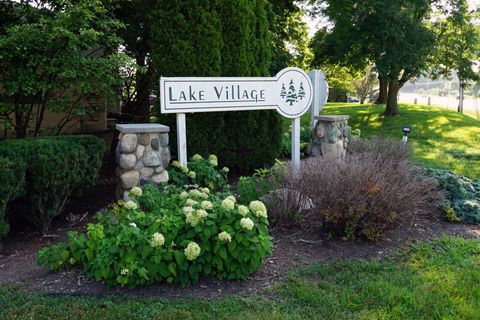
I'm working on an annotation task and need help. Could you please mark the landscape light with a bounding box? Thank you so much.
[402,126,411,143]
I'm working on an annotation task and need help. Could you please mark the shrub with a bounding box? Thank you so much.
[236,163,286,205]
[0,135,104,233]
[150,0,282,173]
[38,185,272,286]
[281,139,444,240]
[0,157,25,238]
[425,169,480,224]
[167,154,229,192]
[281,125,310,158]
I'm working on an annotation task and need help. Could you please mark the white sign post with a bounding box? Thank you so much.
[160,67,313,171]
[308,70,329,129]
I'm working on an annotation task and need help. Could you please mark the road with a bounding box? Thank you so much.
[399,92,480,113]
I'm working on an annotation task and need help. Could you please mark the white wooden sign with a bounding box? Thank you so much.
[160,67,313,170]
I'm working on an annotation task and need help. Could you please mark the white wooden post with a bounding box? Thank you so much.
[308,70,329,129]
[291,117,301,172]
[176,113,188,167]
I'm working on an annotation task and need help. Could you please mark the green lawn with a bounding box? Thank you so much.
[289,103,480,179]
[1,237,480,319]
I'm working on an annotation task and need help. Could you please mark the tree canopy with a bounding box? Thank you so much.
[310,0,437,115]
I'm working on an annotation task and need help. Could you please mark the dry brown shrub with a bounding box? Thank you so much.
[279,139,445,240]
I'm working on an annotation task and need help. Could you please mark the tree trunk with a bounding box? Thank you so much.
[132,55,153,122]
[458,80,464,113]
[385,81,400,116]
[375,76,388,104]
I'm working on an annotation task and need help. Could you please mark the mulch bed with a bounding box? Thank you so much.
[1,156,480,299]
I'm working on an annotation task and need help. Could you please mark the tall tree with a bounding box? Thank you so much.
[310,0,436,115]
[431,0,480,113]
[268,0,312,73]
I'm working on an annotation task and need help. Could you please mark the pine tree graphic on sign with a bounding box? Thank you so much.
[297,82,305,100]
[280,83,287,98]
[286,79,297,106]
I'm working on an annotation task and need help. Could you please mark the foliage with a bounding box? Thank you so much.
[426,168,480,224]
[0,0,125,138]
[150,0,282,172]
[38,185,272,286]
[281,125,310,158]
[236,166,280,205]
[430,0,480,113]
[310,0,436,115]
[167,154,229,192]
[282,138,444,240]
[354,64,379,104]
[0,157,25,238]
[7,237,480,318]
[268,0,313,73]
[0,135,104,233]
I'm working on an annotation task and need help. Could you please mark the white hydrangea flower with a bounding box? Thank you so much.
[130,186,142,197]
[240,217,254,230]
[209,159,218,167]
[199,192,209,199]
[226,195,236,203]
[179,191,189,199]
[238,205,249,217]
[188,171,196,179]
[200,187,210,194]
[221,198,235,210]
[185,199,198,207]
[172,160,181,168]
[129,222,137,228]
[249,200,268,218]
[125,201,138,210]
[218,231,232,243]
[185,212,198,227]
[120,268,129,276]
[181,166,189,173]
[196,209,208,218]
[189,189,203,198]
[222,167,229,173]
[151,232,165,247]
[209,154,218,162]
[201,200,213,210]
[184,242,201,261]
[183,206,194,216]
[192,154,203,161]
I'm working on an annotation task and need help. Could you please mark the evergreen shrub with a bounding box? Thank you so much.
[150,0,282,172]
[426,169,480,224]
[0,135,104,233]
[0,157,25,238]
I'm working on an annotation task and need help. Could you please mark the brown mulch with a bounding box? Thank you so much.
[1,157,480,299]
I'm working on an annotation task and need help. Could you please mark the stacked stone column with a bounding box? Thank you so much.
[308,115,349,159]
[115,124,170,200]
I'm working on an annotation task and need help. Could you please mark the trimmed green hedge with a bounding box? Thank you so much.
[0,135,104,235]
[0,157,25,238]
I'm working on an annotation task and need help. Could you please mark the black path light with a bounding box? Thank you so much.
[402,126,411,143]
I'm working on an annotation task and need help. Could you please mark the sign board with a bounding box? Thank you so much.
[161,67,313,119]
[160,67,314,170]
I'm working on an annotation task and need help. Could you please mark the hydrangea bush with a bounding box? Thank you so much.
[37,184,271,286]
[168,154,229,191]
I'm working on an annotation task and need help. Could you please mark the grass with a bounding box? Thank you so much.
[1,236,480,319]
[285,102,480,179]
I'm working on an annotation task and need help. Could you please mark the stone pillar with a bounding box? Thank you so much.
[308,115,349,159]
[115,124,171,200]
